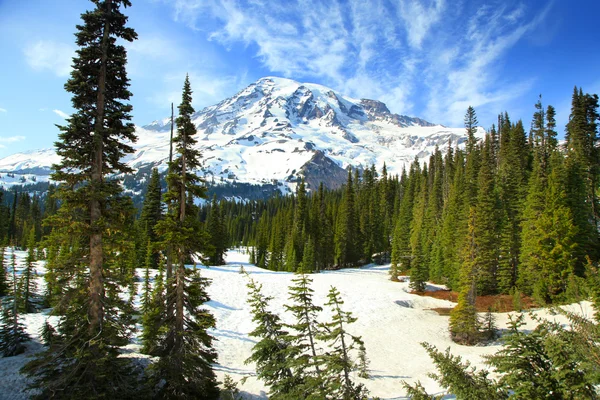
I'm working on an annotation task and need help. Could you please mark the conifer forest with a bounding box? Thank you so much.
[0,1,600,399]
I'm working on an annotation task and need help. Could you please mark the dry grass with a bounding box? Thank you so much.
[413,289,538,314]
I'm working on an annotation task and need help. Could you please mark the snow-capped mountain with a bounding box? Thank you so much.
[0,77,479,198]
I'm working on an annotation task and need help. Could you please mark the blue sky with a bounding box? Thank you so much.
[0,0,599,157]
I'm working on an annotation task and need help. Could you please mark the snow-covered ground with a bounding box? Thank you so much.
[0,249,594,399]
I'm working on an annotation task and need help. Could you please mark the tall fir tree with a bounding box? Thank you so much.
[141,257,166,356]
[19,230,39,313]
[150,75,219,399]
[206,195,228,265]
[449,208,480,345]
[565,87,599,268]
[23,1,141,397]
[497,118,529,296]
[335,171,358,268]
[0,247,7,297]
[0,250,29,357]
[140,167,163,269]
[473,136,500,295]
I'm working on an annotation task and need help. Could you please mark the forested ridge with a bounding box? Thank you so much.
[208,93,599,307]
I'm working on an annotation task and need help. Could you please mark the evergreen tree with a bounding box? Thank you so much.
[245,277,299,398]
[439,149,467,289]
[300,237,316,273]
[335,171,358,267]
[206,195,228,265]
[23,2,140,396]
[141,257,166,356]
[150,75,219,399]
[465,106,479,154]
[19,230,39,313]
[142,240,153,310]
[404,343,506,400]
[284,273,324,395]
[0,247,7,297]
[317,286,369,400]
[449,208,480,345]
[565,87,599,267]
[519,152,578,303]
[391,162,418,275]
[0,249,29,357]
[486,314,598,399]
[497,118,529,296]
[140,168,163,269]
[409,167,429,292]
[473,136,499,295]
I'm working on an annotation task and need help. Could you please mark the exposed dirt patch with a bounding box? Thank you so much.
[413,290,538,313]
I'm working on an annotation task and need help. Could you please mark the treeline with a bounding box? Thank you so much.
[0,188,55,247]
[217,91,599,307]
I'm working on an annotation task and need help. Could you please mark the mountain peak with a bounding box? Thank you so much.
[0,77,472,199]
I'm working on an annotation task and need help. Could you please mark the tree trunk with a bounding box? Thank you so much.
[89,0,111,336]
[174,122,187,353]
[166,102,174,322]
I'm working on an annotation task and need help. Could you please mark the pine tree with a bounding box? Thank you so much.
[464,107,480,205]
[150,75,219,399]
[141,257,166,356]
[565,87,599,268]
[140,168,163,269]
[0,249,29,357]
[317,286,369,400]
[335,170,358,268]
[409,167,429,292]
[520,152,578,303]
[404,343,506,399]
[245,277,299,398]
[284,273,324,395]
[20,230,39,313]
[449,208,480,345]
[300,237,316,273]
[23,1,141,397]
[473,136,499,295]
[142,240,153,310]
[391,162,418,275]
[486,314,598,399]
[439,149,467,290]
[497,118,529,296]
[0,247,7,297]
[206,195,228,265]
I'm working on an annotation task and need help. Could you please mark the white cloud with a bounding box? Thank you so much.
[24,40,74,77]
[162,0,554,125]
[53,109,69,119]
[398,0,445,49]
[149,70,248,110]
[0,108,6,113]
[0,136,25,143]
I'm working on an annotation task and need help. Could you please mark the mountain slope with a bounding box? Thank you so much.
[0,77,481,197]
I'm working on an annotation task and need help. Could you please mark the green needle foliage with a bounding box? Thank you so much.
[149,75,219,399]
[22,0,142,398]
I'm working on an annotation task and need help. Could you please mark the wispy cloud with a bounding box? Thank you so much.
[397,0,446,49]
[0,108,6,113]
[23,40,74,77]
[0,136,26,143]
[149,70,248,110]
[53,109,69,119]
[161,0,553,126]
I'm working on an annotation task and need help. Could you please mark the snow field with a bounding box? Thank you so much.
[0,248,594,399]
